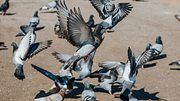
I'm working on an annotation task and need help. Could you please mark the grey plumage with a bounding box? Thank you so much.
[52,51,95,80]
[0,0,9,15]
[82,81,97,101]
[16,11,40,37]
[12,29,52,80]
[120,47,138,101]
[54,0,105,71]
[89,0,133,29]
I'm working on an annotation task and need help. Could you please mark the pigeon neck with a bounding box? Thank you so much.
[11,43,18,52]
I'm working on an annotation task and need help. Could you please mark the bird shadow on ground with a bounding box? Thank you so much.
[93,84,121,94]
[65,82,83,99]
[144,62,157,68]
[170,68,180,71]
[0,13,16,16]
[150,54,167,61]
[34,90,53,99]
[0,48,8,50]
[132,88,167,101]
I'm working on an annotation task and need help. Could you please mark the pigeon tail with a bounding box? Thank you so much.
[14,64,25,80]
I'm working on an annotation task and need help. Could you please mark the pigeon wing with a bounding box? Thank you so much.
[52,52,72,63]
[67,7,94,47]
[110,3,132,29]
[98,61,125,69]
[26,40,52,59]
[89,0,112,19]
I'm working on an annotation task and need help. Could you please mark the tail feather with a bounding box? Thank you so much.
[14,64,25,80]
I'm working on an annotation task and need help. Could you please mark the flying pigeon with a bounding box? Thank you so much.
[16,11,40,37]
[82,81,97,101]
[39,0,58,13]
[11,29,52,80]
[31,64,75,94]
[89,0,133,29]
[0,0,9,16]
[119,47,138,101]
[55,0,105,71]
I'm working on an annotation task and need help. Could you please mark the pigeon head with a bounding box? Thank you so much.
[33,11,38,17]
[83,81,92,90]
[155,36,163,45]
[90,14,94,18]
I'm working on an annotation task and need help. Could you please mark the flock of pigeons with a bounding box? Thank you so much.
[0,0,179,101]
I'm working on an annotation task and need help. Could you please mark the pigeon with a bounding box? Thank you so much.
[119,47,138,101]
[55,0,105,71]
[52,51,96,80]
[54,0,96,39]
[39,0,58,13]
[169,60,180,66]
[82,81,97,101]
[146,36,163,60]
[35,92,65,101]
[31,64,75,94]
[89,0,133,29]
[0,0,9,16]
[175,15,180,22]
[11,28,52,80]
[16,11,40,37]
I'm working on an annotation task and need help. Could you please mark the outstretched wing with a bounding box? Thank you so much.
[98,61,125,70]
[67,7,94,47]
[26,40,53,59]
[136,49,155,68]
[52,51,72,63]
[89,0,112,19]
[55,0,70,35]
[110,3,132,29]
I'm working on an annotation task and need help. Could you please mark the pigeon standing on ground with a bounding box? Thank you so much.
[11,28,52,80]
[0,0,9,16]
[16,11,40,37]
[89,0,133,29]
[39,0,58,13]
[169,60,180,66]
[146,36,163,60]
[82,81,97,101]
[31,64,75,94]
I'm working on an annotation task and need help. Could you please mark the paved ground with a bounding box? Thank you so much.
[0,0,180,101]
